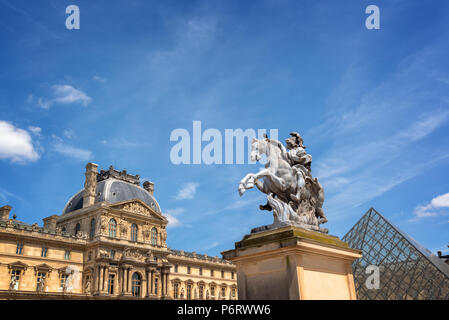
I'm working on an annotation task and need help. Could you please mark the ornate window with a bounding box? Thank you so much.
[41,247,48,257]
[131,272,141,297]
[199,285,204,300]
[109,219,117,238]
[221,270,225,278]
[108,274,115,295]
[210,269,214,277]
[16,242,23,255]
[151,227,158,245]
[90,218,96,239]
[231,287,236,299]
[154,277,158,294]
[60,274,68,289]
[231,271,234,279]
[173,283,179,299]
[211,286,215,299]
[174,264,178,273]
[187,284,192,300]
[110,249,116,259]
[64,250,71,260]
[36,272,47,291]
[187,266,191,274]
[74,223,81,236]
[199,267,203,275]
[221,286,226,300]
[131,223,138,242]
[10,269,21,290]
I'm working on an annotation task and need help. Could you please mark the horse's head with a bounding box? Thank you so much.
[250,138,267,162]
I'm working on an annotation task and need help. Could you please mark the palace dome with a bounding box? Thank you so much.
[62,178,161,215]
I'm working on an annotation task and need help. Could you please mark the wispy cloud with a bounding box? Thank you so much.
[63,129,76,139]
[411,192,449,222]
[0,121,39,163]
[175,182,199,200]
[92,75,106,83]
[51,135,92,161]
[164,208,188,229]
[27,126,42,137]
[37,84,91,109]
[201,241,220,251]
[310,43,449,220]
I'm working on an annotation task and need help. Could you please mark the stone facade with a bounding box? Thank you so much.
[0,164,236,300]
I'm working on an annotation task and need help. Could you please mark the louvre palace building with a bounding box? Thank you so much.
[0,163,237,300]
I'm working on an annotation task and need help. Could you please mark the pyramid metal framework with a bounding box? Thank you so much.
[342,208,449,300]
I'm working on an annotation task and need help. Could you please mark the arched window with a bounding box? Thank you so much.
[74,223,81,236]
[151,227,158,245]
[131,224,138,242]
[90,218,96,239]
[109,219,117,238]
[131,272,141,297]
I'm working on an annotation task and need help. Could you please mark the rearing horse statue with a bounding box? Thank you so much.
[238,134,328,233]
[238,137,304,208]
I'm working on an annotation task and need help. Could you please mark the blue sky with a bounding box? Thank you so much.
[0,0,448,257]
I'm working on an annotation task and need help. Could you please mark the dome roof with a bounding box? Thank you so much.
[62,178,161,215]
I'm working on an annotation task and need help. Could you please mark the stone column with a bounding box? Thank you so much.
[94,266,99,293]
[160,270,165,298]
[103,267,109,294]
[99,266,105,292]
[127,267,132,294]
[122,267,128,294]
[150,269,155,295]
[165,273,169,296]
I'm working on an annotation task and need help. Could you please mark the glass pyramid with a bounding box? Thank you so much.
[342,208,449,300]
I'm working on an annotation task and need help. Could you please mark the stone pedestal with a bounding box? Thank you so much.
[222,226,361,300]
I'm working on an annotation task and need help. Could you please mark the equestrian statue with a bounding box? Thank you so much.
[238,132,328,233]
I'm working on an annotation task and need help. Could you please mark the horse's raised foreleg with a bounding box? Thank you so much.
[238,173,255,196]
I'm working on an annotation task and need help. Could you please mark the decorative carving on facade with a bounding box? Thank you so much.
[85,277,91,294]
[97,215,108,234]
[98,248,110,258]
[119,219,128,235]
[76,231,88,239]
[143,223,151,239]
[9,276,17,290]
[119,202,151,216]
[160,227,167,247]
[122,247,144,262]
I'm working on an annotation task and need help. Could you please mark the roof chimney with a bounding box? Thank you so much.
[43,215,58,231]
[83,162,98,208]
[143,181,154,195]
[0,205,12,220]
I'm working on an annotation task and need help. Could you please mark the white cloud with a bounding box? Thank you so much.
[0,121,39,163]
[165,208,185,216]
[63,129,76,139]
[37,84,91,109]
[27,126,42,137]
[52,142,92,161]
[175,182,199,200]
[411,192,449,221]
[92,75,106,83]
[165,213,182,229]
